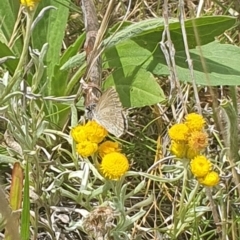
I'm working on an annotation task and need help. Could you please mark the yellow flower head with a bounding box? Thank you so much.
[21,0,39,9]
[188,131,208,152]
[170,141,188,159]
[98,141,121,158]
[71,125,88,143]
[198,171,220,187]
[76,141,98,158]
[100,152,129,180]
[168,124,189,142]
[85,121,108,144]
[185,113,205,131]
[190,155,212,178]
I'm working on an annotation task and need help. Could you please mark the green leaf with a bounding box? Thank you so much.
[32,0,70,95]
[67,16,236,71]
[168,15,236,50]
[0,0,19,41]
[104,37,240,88]
[107,21,133,35]
[105,16,236,51]
[0,0,22,55]
[51,32,86,96]
[60,32,86,66]
[104,18,173,49]
[103,66,165,108]
[44,33,86,127]
[104,17,236,70]
[60,51,85,71]
[0,42,18,75]
[176,41,240,85]
[0,154,17,164]
[64,16,237,98]
[8,0,20,18]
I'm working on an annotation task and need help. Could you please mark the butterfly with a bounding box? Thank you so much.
[86,87,127,137]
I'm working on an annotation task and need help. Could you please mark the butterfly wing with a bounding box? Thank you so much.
[93,87,127,137]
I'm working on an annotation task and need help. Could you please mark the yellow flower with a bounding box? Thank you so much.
[168,124,189,142]
[190,155,212,177]
[71,125,88,143]
[188,131,208,152]
[98,141,121,158]
[100,152,129,180]
[85,121,108,143]
[170,141,188,159]
[198,171,220,187]
[185,113,205,131]
[76,141,98,157]
[21,0,39,9]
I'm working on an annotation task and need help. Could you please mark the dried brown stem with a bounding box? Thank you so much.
[81,0,101,107]
[81,0,116,109]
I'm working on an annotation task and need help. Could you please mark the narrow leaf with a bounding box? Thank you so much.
[20,162,30,240]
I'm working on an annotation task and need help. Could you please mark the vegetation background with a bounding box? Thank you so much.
[0,0,240,239]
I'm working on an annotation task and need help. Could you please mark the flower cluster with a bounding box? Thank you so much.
[168,113,219,187]
[71,121,107,157]
[168,113,208,159]
[71,121,129,180]
[190,155,219,187]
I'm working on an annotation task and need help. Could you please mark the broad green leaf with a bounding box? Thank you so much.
[104,18,173,49]
[103,66,165,108]
[32,0,70,95]
[146,41,240,85]
[103,17,236,71]
[167,15,236,50]
[105,16,236,51]
[65,16,235,72]
[176,41,240,86]
[103,39,154,71]
[104,40,240,88]
[61,18,173,71]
